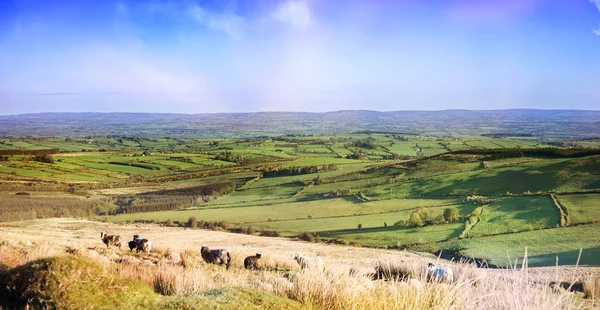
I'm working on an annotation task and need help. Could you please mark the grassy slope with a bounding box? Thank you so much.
[556,193,600,224]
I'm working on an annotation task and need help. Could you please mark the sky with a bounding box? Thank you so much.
[0,0,599,114]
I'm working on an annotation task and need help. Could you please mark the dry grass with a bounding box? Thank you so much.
[1,218,598,309]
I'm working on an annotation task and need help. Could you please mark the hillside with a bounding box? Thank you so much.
[0,218,598,309]
[0,134,599,268]
[0,109,599,138]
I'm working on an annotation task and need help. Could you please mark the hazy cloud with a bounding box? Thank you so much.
[187,4,245,39]
[272,0,312,29]
[593,0,600,35]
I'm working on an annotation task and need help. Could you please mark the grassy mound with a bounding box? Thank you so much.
[0,255,157,309]
[160,287,307,309]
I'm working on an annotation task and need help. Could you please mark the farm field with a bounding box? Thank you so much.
[467,196,559,236]
[414,223,600,267]
[1,134,599,267]
[556,193,600,224]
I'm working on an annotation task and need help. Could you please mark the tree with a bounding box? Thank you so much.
[409,211,424,227]
[358,223,362,230]
[443,207,460,223]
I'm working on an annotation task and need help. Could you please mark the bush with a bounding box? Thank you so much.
[409,212,424,227]
[393,220,407,226]
[259,231,281,237]
[300,232,315,243]
[443,207,460,223]
[187,217,198,229]
[358,224,362,230]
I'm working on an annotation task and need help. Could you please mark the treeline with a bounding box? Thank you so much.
[0,196,117,222]
[262,164,337,177]
[348,139,377,149]
[213,151,249,164]
[119,182,236,214]
[0,149,60,156]
[107,161,159,170]
[443,148,600,159]
[117,195,195,213]
[147,182,236,197]
[481,133,533,138]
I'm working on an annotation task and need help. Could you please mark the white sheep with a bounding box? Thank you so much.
[294,253,324,270]
[427,263,454,282]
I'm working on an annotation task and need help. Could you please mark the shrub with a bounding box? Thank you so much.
[300,232,315,243]
[187,217,198,229]
[358,224,362,230]
[259,231,281,237]
[393,220,407,226]
[443,207,460,223]
[409,212,424,227]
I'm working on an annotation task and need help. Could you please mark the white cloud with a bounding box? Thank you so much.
[593,0,600,35]
[187,4,245,39]
[272,0,312,29]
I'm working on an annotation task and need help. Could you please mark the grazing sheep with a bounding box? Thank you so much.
[244,253,262,270]
[427,263,454,283]
[293,253,323,270]
[201,244,231,269]
[132,235,152,255]
[100,231,122,249]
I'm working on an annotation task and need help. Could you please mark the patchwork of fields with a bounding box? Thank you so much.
[1,134,599,267]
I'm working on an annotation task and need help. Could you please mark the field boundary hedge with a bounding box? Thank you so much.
[0,148,60,156]
[437,147,600,159]
[550,194,569,226]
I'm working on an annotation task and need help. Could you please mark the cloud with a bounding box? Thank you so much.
[593,0,600,35]
[272,0,312,29]
[187,4,245,39]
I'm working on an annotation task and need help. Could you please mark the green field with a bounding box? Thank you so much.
[415,223,600,267]
[556,194,600,224]
[468,196,559,236]
[1,134,599,266]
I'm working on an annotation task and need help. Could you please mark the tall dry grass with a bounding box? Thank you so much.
[0,240,594,310]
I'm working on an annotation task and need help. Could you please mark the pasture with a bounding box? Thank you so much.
[0,135,599,267]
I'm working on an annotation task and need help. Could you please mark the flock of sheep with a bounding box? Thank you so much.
[100,231,454,282]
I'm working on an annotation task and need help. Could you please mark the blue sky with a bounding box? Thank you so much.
[0,0,599,114]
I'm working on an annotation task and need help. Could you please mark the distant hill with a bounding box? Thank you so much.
[0,109,598,138]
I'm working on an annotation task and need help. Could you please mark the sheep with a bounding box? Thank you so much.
[427,263,454,283]
[201,244,231,269]
[293,253,323,270]
[100,231,122,249]
[132,235,152,255]
[244,253,262,270]
[128,241,137,251]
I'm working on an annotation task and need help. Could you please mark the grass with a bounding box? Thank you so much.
[110,198,462,225]
[468,196,559,236]
[0,218,595,309]
[556,194,600,224]
[321,222,466,247]
[417,223,600,267]
[0,255,158,309]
